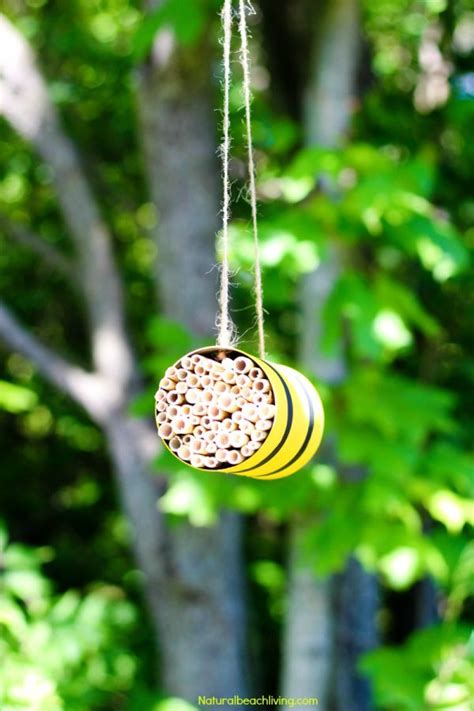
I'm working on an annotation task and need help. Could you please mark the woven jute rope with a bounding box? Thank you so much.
[217,0,266,359]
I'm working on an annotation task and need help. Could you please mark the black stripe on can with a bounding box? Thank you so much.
[236,361,294,474]
[254,371,316,479]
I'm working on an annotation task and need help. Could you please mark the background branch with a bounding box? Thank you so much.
[0,217,76,282]
[0,14,136,389]
[0,301,119,423]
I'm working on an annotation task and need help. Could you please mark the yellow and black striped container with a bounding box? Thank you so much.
[159,346,324,480]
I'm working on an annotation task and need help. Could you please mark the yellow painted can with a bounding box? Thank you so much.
[158,346,324,480]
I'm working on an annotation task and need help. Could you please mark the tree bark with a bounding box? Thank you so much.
[1,12,249,703]
[334,558,379,711]
[281,2,377,710]
[137,13,249,701]
[282,519,334,707]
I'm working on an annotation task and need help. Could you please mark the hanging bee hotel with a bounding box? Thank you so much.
[155,347,324,480]
[155,0,324,479]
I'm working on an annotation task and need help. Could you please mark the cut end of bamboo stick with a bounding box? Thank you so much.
[158,423,173,440]
[234,357,253,374]
[227,450,244,465]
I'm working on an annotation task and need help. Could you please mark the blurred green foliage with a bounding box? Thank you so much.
[0,522,139,709]
[0,0,473,708]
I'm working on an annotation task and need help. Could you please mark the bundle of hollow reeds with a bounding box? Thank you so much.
[155,352,275,469]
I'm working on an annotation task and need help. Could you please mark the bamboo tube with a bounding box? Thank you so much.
[240,387,253,402]
[214,380,230,394]
[229,431,249,449]
[231,411,243,423]
[190,438,205,453]
[242,403,259,422]
[231,385,241,396]
[258,403,276,420]
[215,432,231,449]
[176,381,188,394]
[172,417,193,434]
[156,412,168,424]
[159,377,175,391]
[155,388,167,401]
[202,358,213,372]
[236,374,251,388]
[254,393,273,405]
[234,356,253,374]
[191,354,203,365]
[158,423,173,440]
[169,436,181,452]
[194,364,206,376]
[183,434,193,444]
[190,454,205,468]
[200,375,212,389]
[204,430,216,443]
[167,391,184,405]
[208,405,226,421]
[166,405,181,419]
[201,416,213,429]
[222,369,236,385]
[185,389,202,404]
[190,415,200,425]
[248,441,262,451]
[181,356,194,370]
[222,357,235,370]
[237,397,247,408]
[156,401,167,412]
[217,393,239,413]
[227,450,244,465]
[249,367,264,380]
[253,378,271,393]
[165,367,179,381]
[181,405,192,416]
[210,421,221,432]
[210,364,225,380]
[220,419,238,432]
[251,429,267,442]
[177,446,192,461]
[176,368,188,381]
[216,449,229,463]
[239,419,255,435]
[193,425,206,438]
[186,373,200,388]
[192,403,207,416]
[255,419,273,431]
[201,390,215,405]
[205,442,217,454]
[204,457,218,469]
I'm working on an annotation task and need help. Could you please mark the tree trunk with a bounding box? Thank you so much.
[281,2,377,710]
[137,19,249,701]
[282,519,334,707]
[334,558,379,711]
[0,12,249,703]
[108,412,248,698]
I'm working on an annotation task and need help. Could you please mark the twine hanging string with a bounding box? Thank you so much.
[217,0,266,360]
[217,0,234,350]
[238,0,265,360]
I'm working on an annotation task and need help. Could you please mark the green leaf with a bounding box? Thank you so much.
[322,272,381,359]
[0,380,38,413]
[374,275,441,336]
[341,368,456,445]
